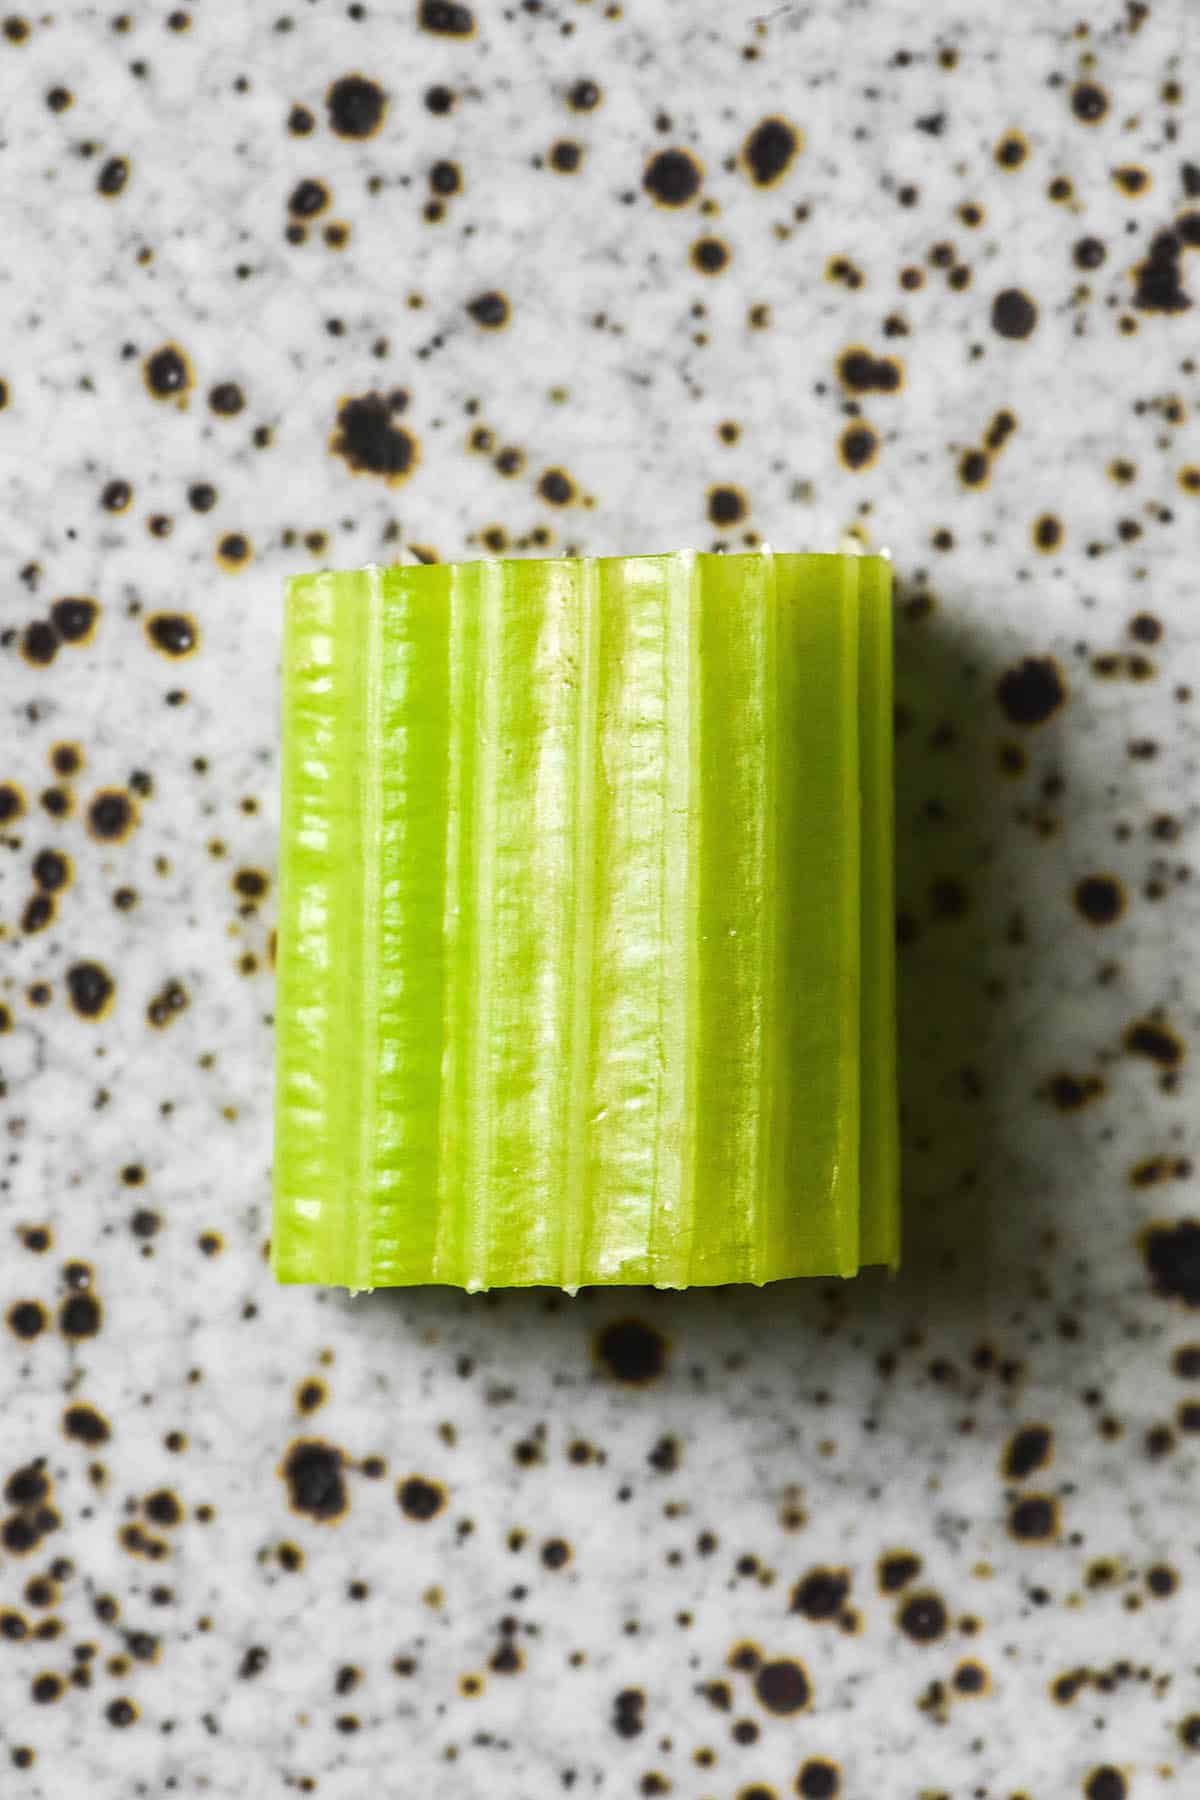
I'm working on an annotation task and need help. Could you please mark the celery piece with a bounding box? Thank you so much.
[273,552,896,1290]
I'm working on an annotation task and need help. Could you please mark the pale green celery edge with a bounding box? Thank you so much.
[272,553,898,1290]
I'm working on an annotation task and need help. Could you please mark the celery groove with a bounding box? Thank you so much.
[274,552,898,1289]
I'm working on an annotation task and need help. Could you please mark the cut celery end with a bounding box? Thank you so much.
[273,552,897,1290]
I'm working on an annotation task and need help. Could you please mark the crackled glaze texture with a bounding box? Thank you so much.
[1,2,1198,1797]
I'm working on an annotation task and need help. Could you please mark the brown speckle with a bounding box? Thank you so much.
[707,484,747,527]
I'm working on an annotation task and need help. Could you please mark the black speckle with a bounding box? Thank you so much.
[59,1292,102,1339]
[289,179,329,218]
[281,1440,349,1522]
[429,159,461,194]
[790,1567,849,1620]
[567,78,601,112]
[63,1404,110,1444]
[418,0,475,35]
[239,1645,269,1679]
[877,1551,921,1593]
[1071,82,1109,123]
[106,1697,137,1728]
[643,147,702,208]
[538,467,574,505]
[1143,1219,1200,1306]
[424,83,455,114]
[594,1319,669,1385]
[1124,1018,1185,1068]
[397,1475,446,1521]
[66,961,115,1020]
[96,156,129,197]
[87,789,136,842]
[839,423,878,470]
[209,381,245,417]
[691,236,730,274]
[1084,1770,1126,1800]
[21,892,55,934]
[897,1591,948,1642]
[0,782,26,822]
[466,290,510,329]
[143,344,192,399]
[21,620,59,666]
[611,1687,645,1738]
[707,484,747,526]
[991,287,1038,339]
[1074,876,1125,926]
[741,116,801,188]
[995,657,1066,726]
[8,1300,47,1341]
[1133,229,1192,313]
[753,1658,810,1714]
[548,140,582,174]
[1003,1425,1053,1480]
[1074,235,1107,270]
[837,348,902,394]
[330,393,419,484]
[1008,1494,1059,1542]
[145,612,198,657]
[796,1761,840,1799]
[326,73,387,139]
[49,596,98,643]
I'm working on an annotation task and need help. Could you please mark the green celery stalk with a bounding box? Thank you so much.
[273,552,896,1290]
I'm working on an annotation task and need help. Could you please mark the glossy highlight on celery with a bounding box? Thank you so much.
[273,552,898,1290]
